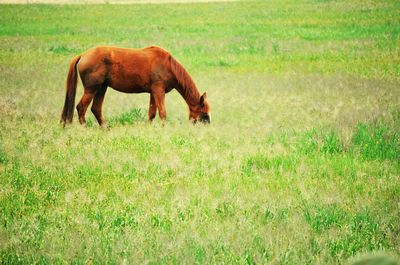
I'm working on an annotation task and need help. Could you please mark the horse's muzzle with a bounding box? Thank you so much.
[199,112,211,124]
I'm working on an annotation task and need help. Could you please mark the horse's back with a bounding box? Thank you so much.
[77,46,172,92]
[83,45,169,60]
[79,46,170,70]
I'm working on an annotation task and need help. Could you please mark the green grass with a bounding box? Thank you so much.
[0,0,400,264]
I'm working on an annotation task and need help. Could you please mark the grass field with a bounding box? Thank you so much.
[0,0,400,264]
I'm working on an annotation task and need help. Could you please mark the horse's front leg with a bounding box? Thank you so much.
[152,84,166,126]
[148,93,157,123]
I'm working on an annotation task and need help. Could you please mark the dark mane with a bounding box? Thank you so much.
[169,55,200,106]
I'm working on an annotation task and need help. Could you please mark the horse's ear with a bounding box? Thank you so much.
[199,92,207,105]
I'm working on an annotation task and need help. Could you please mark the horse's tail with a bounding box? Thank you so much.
[61,55,81,125]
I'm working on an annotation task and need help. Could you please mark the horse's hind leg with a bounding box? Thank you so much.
[91,85,108,126]
[76,88,95,125]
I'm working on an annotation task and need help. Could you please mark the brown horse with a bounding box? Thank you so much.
[60,46,211,126]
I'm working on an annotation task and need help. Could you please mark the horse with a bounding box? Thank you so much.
[60,46,211,126]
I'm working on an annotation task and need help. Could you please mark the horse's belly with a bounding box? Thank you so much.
[110,84,150,94]
[108,74,151,93]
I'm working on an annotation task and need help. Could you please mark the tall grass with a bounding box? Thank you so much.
[0,0,399,264]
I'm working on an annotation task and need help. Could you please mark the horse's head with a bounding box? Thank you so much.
[190,92,211,124]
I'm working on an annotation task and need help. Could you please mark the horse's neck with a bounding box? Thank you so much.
[168,55,200,110]
[175,83,200,110]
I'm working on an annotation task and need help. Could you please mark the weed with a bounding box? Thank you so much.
[108,108,145,126]
[303,203,348,233]
[352,123,399,161]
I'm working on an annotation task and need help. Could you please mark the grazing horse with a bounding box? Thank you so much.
[60,46,211,126]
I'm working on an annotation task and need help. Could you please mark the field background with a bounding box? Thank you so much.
[0,0,237,4]
[0,0,399,264]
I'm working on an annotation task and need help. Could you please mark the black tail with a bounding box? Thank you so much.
[61,55,81,124]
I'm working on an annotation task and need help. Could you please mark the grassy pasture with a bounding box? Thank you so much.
[0,0,400,264]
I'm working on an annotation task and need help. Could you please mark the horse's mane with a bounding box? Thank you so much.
[169,55,200,105]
